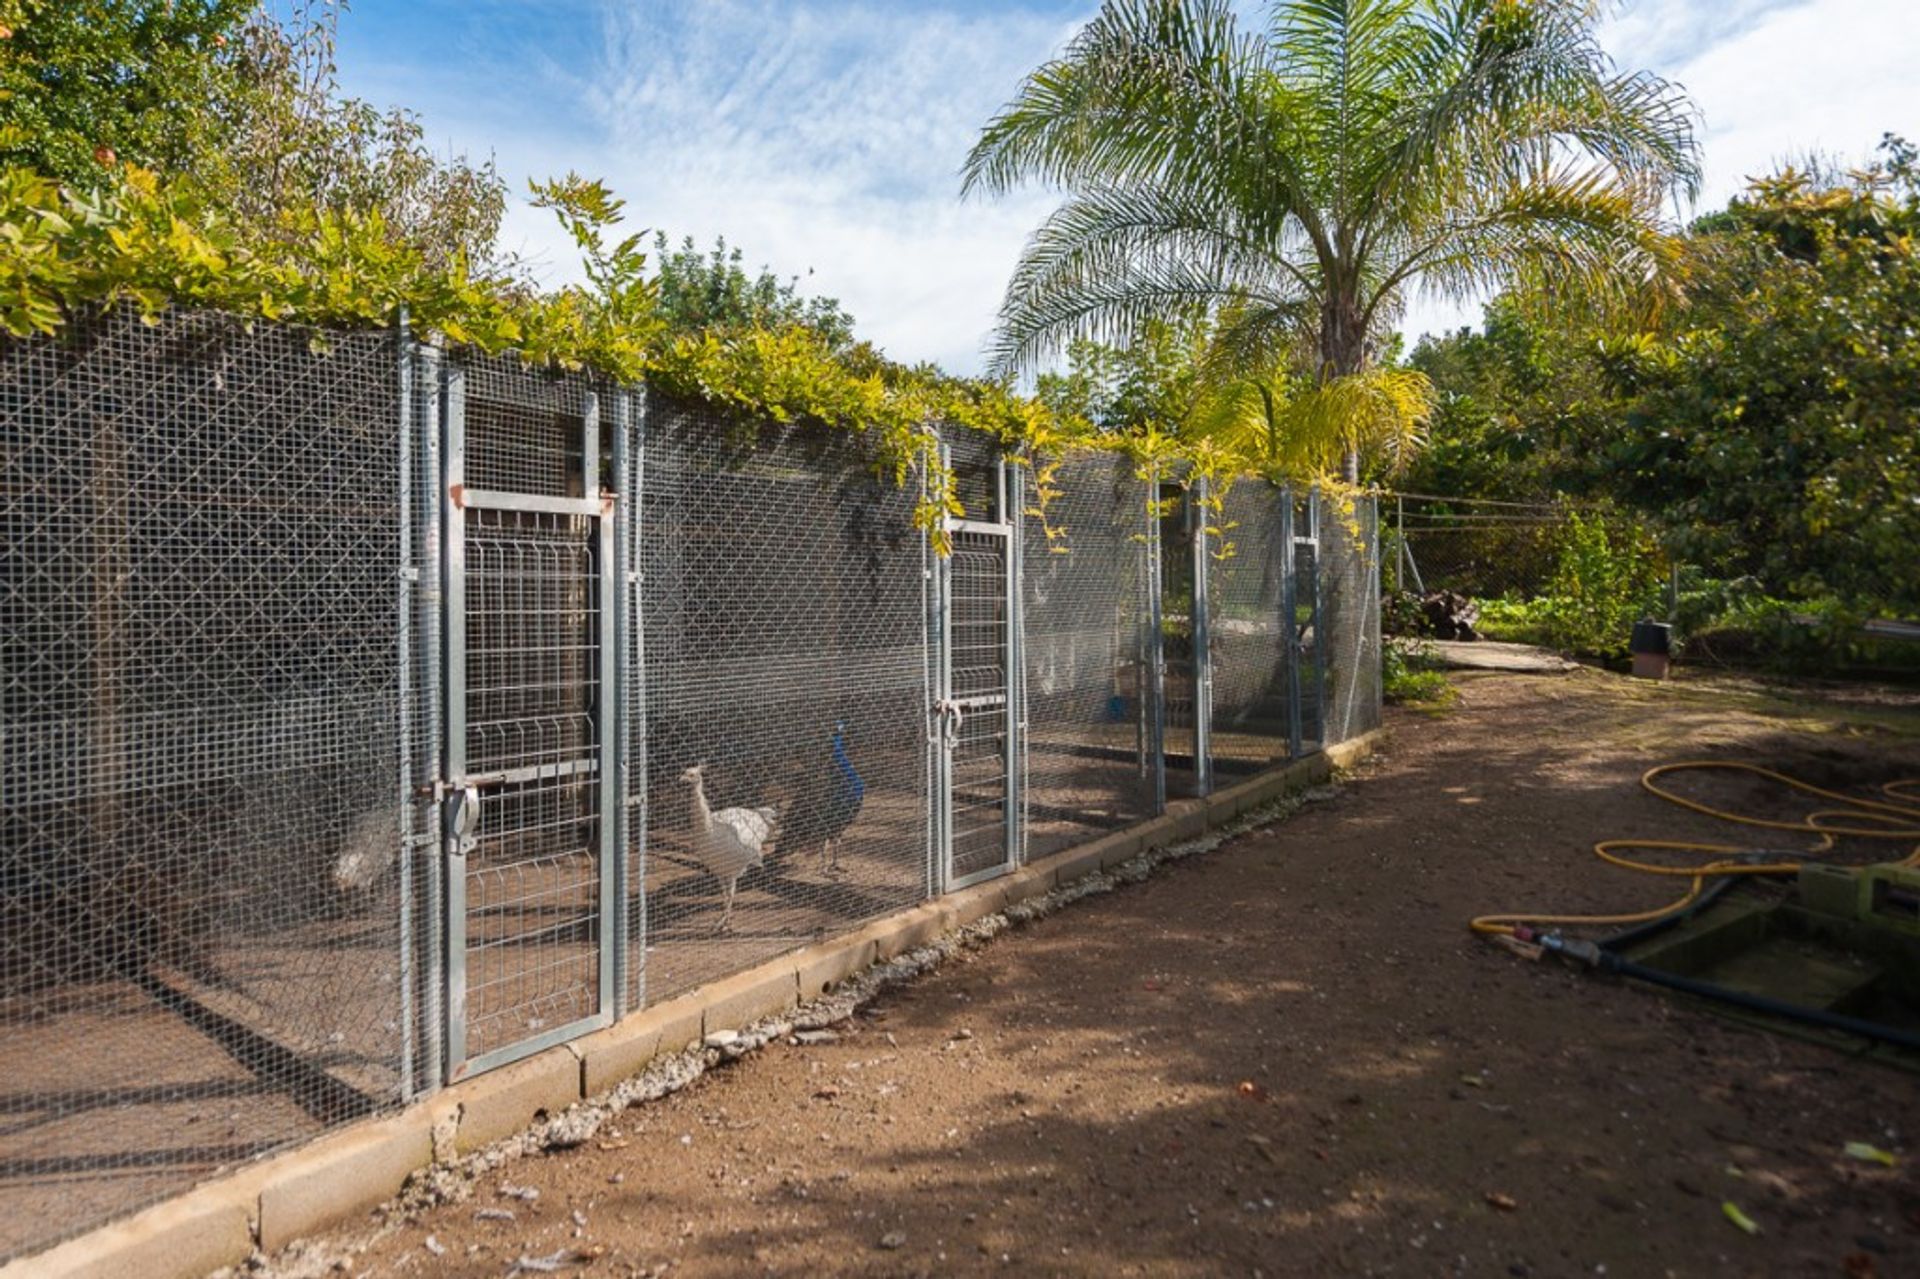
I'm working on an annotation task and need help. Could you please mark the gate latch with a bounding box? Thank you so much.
[444,785,480,855]
[933,699,964,751]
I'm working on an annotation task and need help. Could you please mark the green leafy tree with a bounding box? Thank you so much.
[189,0,505,271]
[964,0,1700,479]
[1608,140,1920,613]
[1404,294,1624,500]
[0,0,505,270]
[0,0,252,182]
[651,233,856,350]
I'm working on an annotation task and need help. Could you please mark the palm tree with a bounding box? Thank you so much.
[963,0,1700,479]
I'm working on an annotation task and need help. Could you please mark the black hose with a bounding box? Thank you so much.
[1600,951,1920,1053]
[1596,876,1742,953]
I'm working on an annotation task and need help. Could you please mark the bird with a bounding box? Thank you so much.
[679,763,779,932]
[774,721,865,878]
[331,804,398,897]
[816,720,866,876]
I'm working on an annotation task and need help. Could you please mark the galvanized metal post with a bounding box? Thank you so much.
[1005,460,1026,865]
[1310,485,1329,744]
[1282,485,1302,761]
[1189,477,1213,797]
[623,387,649,1012]
[416,339,445,1092]
[609,389,630,1015]
[440,354,469,1077]
[589,392,618,1028]
[1145,468,1167,814]
[930,438,953,895]
[394,309,416,1098]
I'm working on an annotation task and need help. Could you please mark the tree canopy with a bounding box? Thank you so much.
[1408,137,1920,615]
[651,233,856,352]
[966,0,1700,478]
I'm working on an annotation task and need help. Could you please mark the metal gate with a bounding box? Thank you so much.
[1286,488,1327,756]
[935,512,1020,890]
[441,367,617,1079]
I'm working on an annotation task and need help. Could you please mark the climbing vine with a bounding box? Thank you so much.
[0,162,1348,545]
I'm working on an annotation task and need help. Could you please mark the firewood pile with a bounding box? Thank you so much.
[1420,590,1481,641]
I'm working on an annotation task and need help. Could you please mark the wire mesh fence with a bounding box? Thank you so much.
[1207,479,1297,776]
[0,309,410,1260]
[638,397,929,1006]
[1385,492,1571,605]
[1020,451,1157,861]
[0,309,1381,1263]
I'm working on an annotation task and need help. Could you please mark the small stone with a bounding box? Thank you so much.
[704,1030,740,1049]
[879,1231,908,1250]
[794,1030,840,1046]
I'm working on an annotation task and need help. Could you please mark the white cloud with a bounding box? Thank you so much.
[341,1,1917,365]
[1403,0,1920,344]
[507,0,1085,372]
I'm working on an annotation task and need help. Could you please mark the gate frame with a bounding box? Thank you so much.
[438,363,620,1082]
[931,450,1023,894]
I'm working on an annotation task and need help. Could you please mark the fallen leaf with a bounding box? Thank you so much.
[1484,1192,1518,1212]
[596,1139,629,1151]
[1845,1142,1899,1168]
[1459,1074,1487,1089]
[1722,1201,1760,1235]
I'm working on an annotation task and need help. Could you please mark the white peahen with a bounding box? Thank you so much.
[679,763,779,933]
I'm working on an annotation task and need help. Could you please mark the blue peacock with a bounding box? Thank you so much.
[774,720,865,877]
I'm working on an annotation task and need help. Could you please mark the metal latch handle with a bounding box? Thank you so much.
[445,785,480,854]
[933,699,964,750]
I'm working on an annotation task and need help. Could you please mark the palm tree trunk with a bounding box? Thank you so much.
[1321,291,1366,484]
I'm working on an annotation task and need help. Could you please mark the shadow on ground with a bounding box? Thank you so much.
[311,668,1920,1278]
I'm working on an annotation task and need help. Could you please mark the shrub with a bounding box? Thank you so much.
[1383,637,1456,707]
[1534,512,1663,656]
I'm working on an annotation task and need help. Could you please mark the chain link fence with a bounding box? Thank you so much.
[0,307,1380,1263]
[1385,492,1571,605]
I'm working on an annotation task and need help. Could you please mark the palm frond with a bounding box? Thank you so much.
[987,183,1317,374]
[1187,362,1433,474]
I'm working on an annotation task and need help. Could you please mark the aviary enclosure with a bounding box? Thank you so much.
[0,308,1380,1262]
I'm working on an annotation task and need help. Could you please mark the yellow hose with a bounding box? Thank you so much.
[1470,761,1920,939]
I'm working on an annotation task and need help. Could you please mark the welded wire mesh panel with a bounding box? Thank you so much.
[948,526,1012,881]
[1293,508,1326,755]
[0,309,408,1261]
[638,399,928,1007]
[460,506,603,1060]
[1324,495,1383,743]
[1157,481,1202,796]
[1208,480,1293,776]
[1021,452,1155,859]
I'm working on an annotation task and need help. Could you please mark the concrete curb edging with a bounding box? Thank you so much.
[4,730,1381,1279]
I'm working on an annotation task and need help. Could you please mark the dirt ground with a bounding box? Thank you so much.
[288,667,1920,1278]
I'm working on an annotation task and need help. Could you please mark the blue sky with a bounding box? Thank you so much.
[336,0,1920,374]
